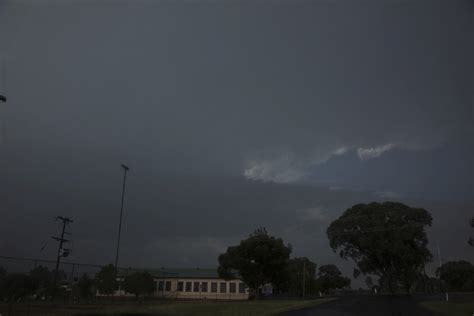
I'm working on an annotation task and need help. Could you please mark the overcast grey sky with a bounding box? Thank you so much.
[0,0,473,281]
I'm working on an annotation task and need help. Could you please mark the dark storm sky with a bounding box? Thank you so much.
[0,0,473,280]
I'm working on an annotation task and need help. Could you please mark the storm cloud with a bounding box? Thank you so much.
[0,0,473,281]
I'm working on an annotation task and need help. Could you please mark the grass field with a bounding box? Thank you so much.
[419,301,474,316]
[0,298,336,316]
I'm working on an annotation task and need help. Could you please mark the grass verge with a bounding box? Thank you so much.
[419,301,474,316]
[0,298,336,316]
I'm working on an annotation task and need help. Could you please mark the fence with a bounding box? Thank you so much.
[0,255,106,284]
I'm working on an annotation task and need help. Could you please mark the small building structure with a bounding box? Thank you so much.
[107,268,249,300]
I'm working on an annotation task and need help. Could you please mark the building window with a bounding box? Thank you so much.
[220,282,227,293]
[158,280,164,291]
[201,282,208,292]
[239,282,245,294]
[186,281,192,292]
[211,282,218,293]
[177,281,184,292]
[193,281,200,292]
[229,283,236,293]
[165,281,171,292]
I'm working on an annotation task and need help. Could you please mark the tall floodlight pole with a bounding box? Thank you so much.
[115,164,130,269]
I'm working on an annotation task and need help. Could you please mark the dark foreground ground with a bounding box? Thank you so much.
[2,295,473,316]
[280,295,435,316]
[0,298,333,316]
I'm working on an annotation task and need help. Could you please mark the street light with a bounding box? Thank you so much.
[114,163,130,270]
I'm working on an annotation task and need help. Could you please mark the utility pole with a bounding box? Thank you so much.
[114,164,129,269]
[437,241,448,302]
[302,260,306,299]
[52,216,73,286]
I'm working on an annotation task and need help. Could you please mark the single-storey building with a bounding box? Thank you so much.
[111,268,249,300]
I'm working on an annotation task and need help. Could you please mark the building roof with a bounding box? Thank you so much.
[118,267,231,279]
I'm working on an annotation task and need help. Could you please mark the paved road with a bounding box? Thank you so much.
[280,295,435,316]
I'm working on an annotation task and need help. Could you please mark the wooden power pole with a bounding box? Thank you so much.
[52,216,73,286]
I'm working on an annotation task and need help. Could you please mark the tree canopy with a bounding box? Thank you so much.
[287,257,317,296]
[437,260,474,292]
[218,228,292,296]
[95,264,117,295]
[365,276,373,289]
[315,264,350,293]
[29,266,53,291]
[327,202,432,293]
[76,274,95,299]
[123,272,155,298]
[4,273,38,300]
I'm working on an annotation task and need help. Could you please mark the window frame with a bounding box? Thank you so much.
[211,282,218,293]
[229,282,236,293]
[185,281,192,292]
[220,282,227,293]
[158,280,164,291]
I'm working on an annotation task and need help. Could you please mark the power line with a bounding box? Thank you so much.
[328,208,427,223]
[286,212,430,238]
[286,208,431,234]
[327,223,427,237]
[0,255,104,268]
[247,222,429,242]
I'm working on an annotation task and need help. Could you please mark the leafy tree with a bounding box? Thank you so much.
[123,272,155,298]
[30,266,53,292]
[287,257,317,296]
[365,276,373,289]
[218,228,292,297]
[353,268,361,279]
[327,202,432,293]
[427,277,443,293]
[412,273,431,293]
[95,264,117,295]
[437,261,474,292]
[4,274,38,301]
[76,274,94,299]
[315,264,350,293]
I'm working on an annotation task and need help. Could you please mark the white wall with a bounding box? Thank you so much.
[102,277,250,300]
[153,278,249,300]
